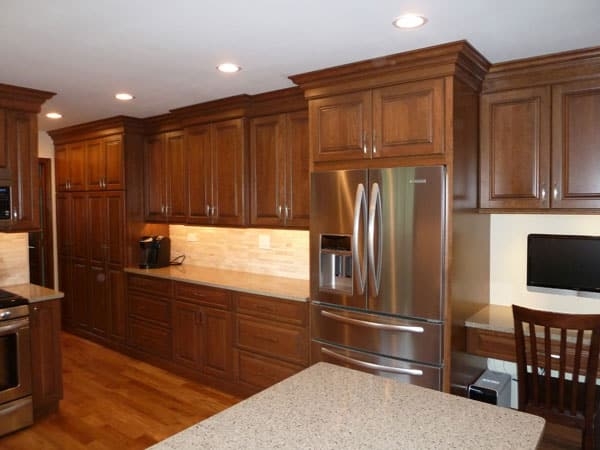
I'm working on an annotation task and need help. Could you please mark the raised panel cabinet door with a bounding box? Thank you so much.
[87,192,107,264]
[372,78,445,158]
[185,124,213,223]
[309,91,372,162]
[0,109,8,179]
[86,139,104,190]
[211,119,246,225]
[285,110,309,227]
[552,78,600,208]
[202,308,233,380]
[54,144,69,191]
[103,136,124,190]
[105,191,125,266]
[55,193,73,256]
[250,114,284,226]
[165,131,186,221]
[479,87,551,209]
[67,142,86,191]
[71,259,90,330]
[89,264,108,337]
[108,267,126,342]
[144,133,167,221]
[173,301,203,369]
[30,299,63,419]
[57,255,73,328]
[70,192,89,260]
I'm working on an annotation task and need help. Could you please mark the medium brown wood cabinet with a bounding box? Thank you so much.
[55,142,86,191]
[144,130,186,222]
[308,78,445,163]
[30,299,63,419]
[185,118,247,226]
[86,136,124,191]
[250,110,309,227]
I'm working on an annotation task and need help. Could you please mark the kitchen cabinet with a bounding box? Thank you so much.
[234,293,308,393]
[308,78,444,163]
[29,299,63,419]
[185,119,247,225]
[249,110,309,227]
[86,136,124,190]
[144,130,187,222]
[55,142,86,191]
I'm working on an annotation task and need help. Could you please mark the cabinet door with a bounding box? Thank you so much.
[54,144,69,191]
[0,109,8,179]
[203,308,233,380]
[5,110,39,230]
[285,111,310,227]
[212,119,246,225]
[186,124,213,223]
[89,264,108,337]
[103,136,124,190]
[309,91,371,162]
[173,301,203,369]
[57,255,73,328]
[105,191,125,266]
[87,192,106,265]
[70,192,89,260]
[250,114,284,226]
[86,139,105,190]
[108,267,126,342]
[552,79,600,208]
[30,299,63,419]
[71,259,89,330]
[165,131,186,221]
[372,78,445,158]
[67,142,86,191]
[479,87,551,209]
[144,134,167,221]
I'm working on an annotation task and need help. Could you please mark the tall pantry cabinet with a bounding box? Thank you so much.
[49,117,156,348]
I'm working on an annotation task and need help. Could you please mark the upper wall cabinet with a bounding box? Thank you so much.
[55,142,86,191]
[479,47,600,211]
[86,136,124,191]
[0,83,54,232]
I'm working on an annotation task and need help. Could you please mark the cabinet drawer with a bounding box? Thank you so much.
[236,350,303,391]
[174,282,231,310]
[236,317,308,365]
[466,328,516,362]
[128,274,171,294]
[128,318,172,359]
[128,293,171,326]
[236,294,307,326]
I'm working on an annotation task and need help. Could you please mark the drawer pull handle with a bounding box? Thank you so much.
[320,310,424,333]
[321,347,423,376]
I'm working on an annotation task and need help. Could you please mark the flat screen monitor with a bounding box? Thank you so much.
[527,234,600,293]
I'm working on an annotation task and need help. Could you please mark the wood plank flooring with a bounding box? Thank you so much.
[0,332,582,449]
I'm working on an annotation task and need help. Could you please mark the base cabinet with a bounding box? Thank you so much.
[29,299,63,419]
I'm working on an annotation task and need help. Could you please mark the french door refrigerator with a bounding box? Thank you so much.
[310,166,445,390]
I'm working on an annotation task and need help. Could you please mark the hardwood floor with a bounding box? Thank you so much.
[0,332,583,449]
[0,332,241,449]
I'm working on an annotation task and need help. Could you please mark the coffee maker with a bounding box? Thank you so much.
[139,235,171,268]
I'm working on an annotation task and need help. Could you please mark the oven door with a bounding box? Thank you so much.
[0,316,32,404]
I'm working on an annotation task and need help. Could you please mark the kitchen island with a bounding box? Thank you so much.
[149,362,545,450]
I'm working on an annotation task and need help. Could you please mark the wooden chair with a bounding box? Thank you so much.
[512,304,600,450]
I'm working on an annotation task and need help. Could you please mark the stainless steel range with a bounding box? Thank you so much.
[0,289,33,436]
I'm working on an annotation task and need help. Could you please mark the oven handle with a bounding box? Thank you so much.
[321,347,424,376]
[0,317,29,335]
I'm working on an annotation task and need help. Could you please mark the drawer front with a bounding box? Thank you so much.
[128,274,171,294]
[236,350,303,391]
[175,282,231,310]
[128,318,172,359]
[128,293,171,325]
[466,328,516,362]
[236,317,308,365]
[236,294,307,326]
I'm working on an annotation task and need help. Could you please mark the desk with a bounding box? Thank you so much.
[149,362,545,450]
[465,305,517,362]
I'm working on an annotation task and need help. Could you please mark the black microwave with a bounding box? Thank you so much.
[0,186,11,220]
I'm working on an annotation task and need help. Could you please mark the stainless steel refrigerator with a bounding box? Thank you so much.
[310,166,445,390]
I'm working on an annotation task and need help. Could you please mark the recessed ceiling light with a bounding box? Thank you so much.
[392,14,427,29]
[217,63,242,73]
[115,92,134,101]
[46,112,62,119]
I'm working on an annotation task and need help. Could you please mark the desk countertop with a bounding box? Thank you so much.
[148,362,545,450]
[464,304,514,333]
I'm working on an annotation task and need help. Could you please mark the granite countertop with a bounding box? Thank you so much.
[125,265,309,302]
[148,362,545,450]
[1,283,64,304]
[464,304,514,333]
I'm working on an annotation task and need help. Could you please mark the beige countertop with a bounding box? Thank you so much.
[464,304,514,333]
[125,265,309,302]
[2,283,64,303]
[148,362,545,450]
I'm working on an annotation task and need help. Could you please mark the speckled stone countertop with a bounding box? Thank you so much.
[148,362,545,450]
[125,265,309,302]
[1,283,64,304]
[464,304,514,333]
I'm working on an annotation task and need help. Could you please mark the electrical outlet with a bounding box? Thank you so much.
[258,234,271,249]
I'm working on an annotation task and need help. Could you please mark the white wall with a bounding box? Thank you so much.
[490,213,600,313]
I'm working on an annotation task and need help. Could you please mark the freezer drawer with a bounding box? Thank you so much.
[311,304,442,365]
[313,341,442,390]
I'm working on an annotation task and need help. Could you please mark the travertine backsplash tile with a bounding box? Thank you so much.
[0,233,29,286]
[169,225,309,280]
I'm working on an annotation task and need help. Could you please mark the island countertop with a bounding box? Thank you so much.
[148,362,545,450]
[1,283,64,303]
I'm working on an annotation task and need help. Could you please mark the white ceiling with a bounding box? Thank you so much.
[2,0,599,132]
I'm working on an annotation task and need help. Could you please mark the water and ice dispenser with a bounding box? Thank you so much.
[319,234,353,294]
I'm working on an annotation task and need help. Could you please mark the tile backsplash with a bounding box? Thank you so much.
[0,233,29,286]
[169,225,309,280]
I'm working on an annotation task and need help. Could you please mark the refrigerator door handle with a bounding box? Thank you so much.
[320,310,424,333]
[367,182,382,297]
[321,347,424,376]
[353,183,367,295]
